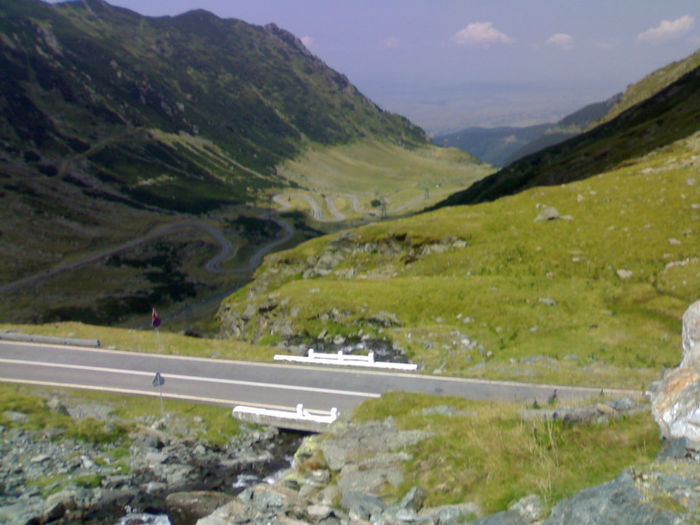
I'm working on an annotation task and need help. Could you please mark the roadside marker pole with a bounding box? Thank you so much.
[152,372,165,419]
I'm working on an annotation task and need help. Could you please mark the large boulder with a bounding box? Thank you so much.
[649,299,700,444]
[165,491,234,525]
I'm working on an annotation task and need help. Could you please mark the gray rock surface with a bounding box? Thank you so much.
[166,491,234,525]
[650,298,700,444]
[543,470,682,525]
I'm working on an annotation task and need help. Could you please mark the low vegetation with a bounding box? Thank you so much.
[0,382,241,446]
[352,392,660,515]
[276,140,491,217]
[0,322,276,362]
[220,132,700,389]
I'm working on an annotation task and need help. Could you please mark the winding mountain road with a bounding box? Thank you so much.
[0,219,294,294]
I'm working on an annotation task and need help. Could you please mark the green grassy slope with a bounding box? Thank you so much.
[276,140,492,217]
[591,48,700,128]
[434,61,700,208]
[219,131,700,389]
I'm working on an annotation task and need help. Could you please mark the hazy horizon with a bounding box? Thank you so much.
[46,0,700,135]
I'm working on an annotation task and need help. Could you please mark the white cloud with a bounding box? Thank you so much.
[453,22,514,48]
[381,36,399,49]
[300,35,314,48]
[637,15,694,43]
[546,33,574,50]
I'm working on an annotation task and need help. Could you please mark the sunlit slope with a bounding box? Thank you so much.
[591,48,700,128]
[435,61,700,207]
[276,140,492,217]
[219,132,700,389]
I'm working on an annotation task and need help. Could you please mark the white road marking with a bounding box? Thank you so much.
[1,341,642,397]
[0,358,380,399]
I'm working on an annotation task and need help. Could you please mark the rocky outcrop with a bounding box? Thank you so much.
[0,395,301,524]
[543,463,700,524]
[217,231,468,344]
[649,298,700,444]
[166,491,235,525]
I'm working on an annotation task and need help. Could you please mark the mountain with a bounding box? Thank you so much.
[0,0,428,213]
[591,48,700,129]
[433,94,619,167]
[1,0,486,326]
[432,123,550,167]
[503,94,621,164]
[434,58,700,208]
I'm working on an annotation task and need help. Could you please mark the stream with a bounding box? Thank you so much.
[111,430,305,524]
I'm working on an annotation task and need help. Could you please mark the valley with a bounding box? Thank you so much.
[1,0,700,523]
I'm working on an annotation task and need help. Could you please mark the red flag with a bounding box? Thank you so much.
[151,307,161,328]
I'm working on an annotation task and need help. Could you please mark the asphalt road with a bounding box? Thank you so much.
[0,219,293,294]
[0,340,640,416]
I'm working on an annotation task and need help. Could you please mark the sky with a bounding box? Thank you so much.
[49,1,700,134]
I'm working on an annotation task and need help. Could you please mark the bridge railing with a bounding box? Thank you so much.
[273,349,417,371]
[232,403,339,431]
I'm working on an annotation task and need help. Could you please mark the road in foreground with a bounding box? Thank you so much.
[0,341,641,416]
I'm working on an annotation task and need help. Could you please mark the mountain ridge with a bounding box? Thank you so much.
[433,58,700,208]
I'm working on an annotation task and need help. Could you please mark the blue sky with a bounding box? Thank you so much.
[49,1,700,134]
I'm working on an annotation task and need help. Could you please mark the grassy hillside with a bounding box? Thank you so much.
[219,131,700,389]
[591,48,700,128]
[276,140,491,218]
[434,62,700,207]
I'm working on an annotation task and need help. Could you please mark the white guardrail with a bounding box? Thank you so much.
[273,349,418,371]
[232,403,339,425]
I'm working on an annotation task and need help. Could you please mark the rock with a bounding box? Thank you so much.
[196,498,261,525]
[650,367,700,443]
[609,397,635,412]
[421,405,458,416]
[543,470,680,524]
[470,509,528,524]
[3,411,28,424]
[340,491,385,522]
[656,437,700,461]
[251,483,303,511]
[368,311,401,327]
[42,498,66,522]
[681,299,700,368]
[508,494,544,523]
[30,453,50,464]
[45,489,79,512]
[400,486,426,512]
[538,297,557,306]
[145,481,167,494]
[534,206,561,221]
[650,299,700,444]
[314,485,341,507]
[306,504,332,521]
[595,403,615,415]
[305,469,331,486]
[166,491,235,525]
[616,269,634,280]
[0,496,45,525]
[421,502,481,523]
[47,397,70,416]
